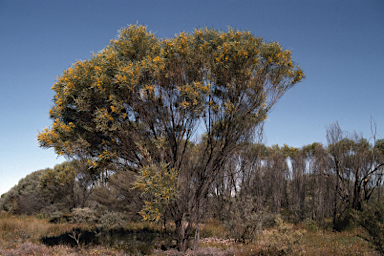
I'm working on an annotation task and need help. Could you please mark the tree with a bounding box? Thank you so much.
[286,147,307,222]
[0,169,46,214]
[326,122,384,228]
[92,170,143,221]
[263,145,289,213]
[305,142,333,228]
[37,25,304,251]
[40,159,99,211]
[39,162,77,210]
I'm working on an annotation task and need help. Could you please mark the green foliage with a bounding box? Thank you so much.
[70,207,98,224]
[304,218,319,232]
[259,216,305,255]
[0,169,46,214]
[92,171,143,221]
[200,219,227,238]
[98,212,126,230]
[0,186,18,212]
[39,159,99,212]
[1,160,100,215]
[334,209,358,231]
[48,211,66,223]
[37,23,303,190]
[15,169,45,196]
[40,163,74,192]
[302,142,320,157]
[374,139,384,156]
[39,162,76,211]
[224,196,263,242]
[134,161,178,222]
[281,144,299,158]
[354,202,384,255]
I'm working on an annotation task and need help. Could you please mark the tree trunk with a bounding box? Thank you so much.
[333,176,339,229]
[175,218,189,252]
[193,223,200,251]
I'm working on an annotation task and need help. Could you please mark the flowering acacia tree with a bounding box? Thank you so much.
[38,25,304,251]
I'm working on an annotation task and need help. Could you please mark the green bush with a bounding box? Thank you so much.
[263,212,279,228]
[48,211,69,223]
[200,219,227,238]
[98,211,126,229]
[259,215,305,255]
[334,209,358,231]
[70,207,98,224]
[0,170,45,214]
[304,218,318,232]
[354,202,384,255]
[224,196,263,242]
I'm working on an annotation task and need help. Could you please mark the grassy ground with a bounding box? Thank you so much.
[0,212,379,255]
[195,219,378,256]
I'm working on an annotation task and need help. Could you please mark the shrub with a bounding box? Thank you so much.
[200,219,227,238]
[98,211,126,229]
[259,215,305,255]
[224,196,263,242]
[354,202,384,255]
[41,204,59,215]
[48,211,65,223]
[304,218,318,232]
[70,207,98,224]
[0,169,46,215]
[262,212,279,228]
[334,208,358,231]
[0,186,19,212]
[17,194,46,215]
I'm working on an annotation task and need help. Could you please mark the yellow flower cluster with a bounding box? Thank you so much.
[134,162,178,222]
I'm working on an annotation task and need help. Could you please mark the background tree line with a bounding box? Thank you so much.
[210,122,384,230]
[2,121,383,230]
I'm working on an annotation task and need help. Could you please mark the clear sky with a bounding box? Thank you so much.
[1,0,383,196]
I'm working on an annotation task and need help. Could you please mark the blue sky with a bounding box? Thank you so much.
[1,0,383,195]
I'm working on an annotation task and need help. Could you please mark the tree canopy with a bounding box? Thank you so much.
[38,25,303,161]
[37,25,304,251]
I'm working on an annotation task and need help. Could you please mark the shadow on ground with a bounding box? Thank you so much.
[41,227,174,254]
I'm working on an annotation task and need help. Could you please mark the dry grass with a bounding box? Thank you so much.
[0,242,130,256]
[0,212,380,255]
[0,212,127,255]
[197,219,378,256]
[299,229,378,256]
[0,212,88,245]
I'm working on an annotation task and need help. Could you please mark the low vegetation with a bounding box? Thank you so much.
[0,211,380,255]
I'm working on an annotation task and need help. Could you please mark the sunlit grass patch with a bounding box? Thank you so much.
[199,219,227,239]
[198,219,378,256]
[301,229,378,255]
[0,212,91,249]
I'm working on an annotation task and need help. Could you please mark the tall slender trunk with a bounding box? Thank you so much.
[193,223,200,251]
[333,176,339,228]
